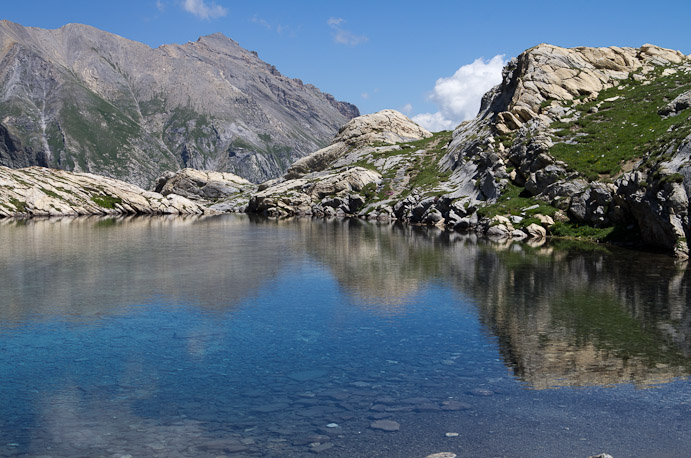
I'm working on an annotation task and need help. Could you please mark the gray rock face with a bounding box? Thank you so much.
[0,166,205,217]
[658,90,691,117]
[0,20,358,187]
[153,168,256,212]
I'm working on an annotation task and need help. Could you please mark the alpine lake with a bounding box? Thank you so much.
[1,214,690,458]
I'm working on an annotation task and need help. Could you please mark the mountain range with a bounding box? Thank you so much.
[0,20,358,186]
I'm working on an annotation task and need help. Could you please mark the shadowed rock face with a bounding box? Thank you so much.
[0,20,359,186]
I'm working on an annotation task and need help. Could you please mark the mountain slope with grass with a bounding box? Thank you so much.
[245,43,691,258]
[0,20,358,187]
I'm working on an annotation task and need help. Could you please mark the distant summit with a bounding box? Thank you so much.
[0,20,359,186]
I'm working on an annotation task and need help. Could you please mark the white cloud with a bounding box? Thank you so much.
[327,17,368,46]
[361,92,370,100]
[156,1,166,12]
[182,0,227,20]
[412,55,506,131]
[412,112,457,132]
[401,103,413,115]
[251,15,271,30]
[250,16,296,37]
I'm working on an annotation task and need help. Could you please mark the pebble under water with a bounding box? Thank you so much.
[1,215,690,457]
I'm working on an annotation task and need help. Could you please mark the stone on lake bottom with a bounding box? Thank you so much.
[469,388,494,396]
[440,400,471,411]
[310,442,334,453]
[425,453,457,458]
[445,432,460,437]
[370,419,400,431]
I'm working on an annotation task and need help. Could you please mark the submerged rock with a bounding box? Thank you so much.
[370,419,400,431]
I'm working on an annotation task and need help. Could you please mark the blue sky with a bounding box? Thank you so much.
[3,0,690,130]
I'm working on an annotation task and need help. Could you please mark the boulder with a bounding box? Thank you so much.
[524,223,547,239]
[658,90,691,117]
[154,168,254,201]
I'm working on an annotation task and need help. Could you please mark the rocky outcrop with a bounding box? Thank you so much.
[480,43,686,131]
[0,166,204,217]
[0,20,358,186]
[244,43,691,256]
[285,109,431,178]
[433,43,691,257]
[153,168,256,212]
[659,90,691,117]
[248,110,430,217]
[248,167,380,217]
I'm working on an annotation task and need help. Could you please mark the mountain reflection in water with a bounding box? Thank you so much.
[2,215,689,390]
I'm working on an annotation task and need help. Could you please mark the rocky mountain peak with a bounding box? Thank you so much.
[0,21,359,186]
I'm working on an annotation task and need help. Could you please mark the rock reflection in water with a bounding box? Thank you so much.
[0,215,288,323]
[269,216,691,388]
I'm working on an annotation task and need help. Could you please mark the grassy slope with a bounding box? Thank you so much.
[481,64,691,242]
[349,131,454,205]
[549,64,691,181]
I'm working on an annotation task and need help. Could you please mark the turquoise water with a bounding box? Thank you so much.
[1,215,690,457]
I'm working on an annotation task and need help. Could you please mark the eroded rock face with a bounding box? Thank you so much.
[0,166,204,217]
[155,168,253,199]
[153,168,256,212]
[247,167,380,217]
[439,43,691,256]
[659,90,691,117]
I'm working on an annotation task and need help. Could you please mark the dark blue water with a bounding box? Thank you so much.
[1,215,690,457]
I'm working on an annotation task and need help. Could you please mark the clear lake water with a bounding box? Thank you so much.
[0,214,690,457]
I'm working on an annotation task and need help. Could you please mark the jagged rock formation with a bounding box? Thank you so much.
[0,166,204,217]
[0,20,358,186]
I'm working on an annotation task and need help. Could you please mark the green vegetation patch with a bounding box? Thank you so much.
[477,183,558,222]
[550,222,616,241]
[549,65,691,181]
[91,194,123,209]
[404,131,454,193]
[8,197,27,213]
[354,130,454,204]
[39,187,61,199]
